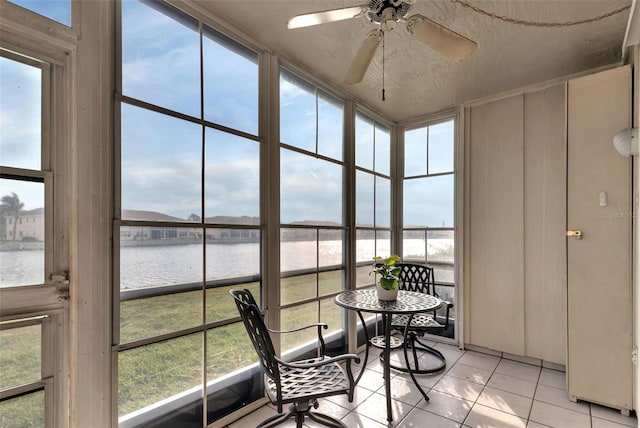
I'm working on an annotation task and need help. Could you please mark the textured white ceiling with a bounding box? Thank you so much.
[194,0,631,122]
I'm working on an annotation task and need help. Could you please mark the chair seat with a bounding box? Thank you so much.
[391,313,443,330]
[266,357,350,403]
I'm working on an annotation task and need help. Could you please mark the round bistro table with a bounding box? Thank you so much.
[334,289,443,422]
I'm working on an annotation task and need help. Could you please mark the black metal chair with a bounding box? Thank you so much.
[388,263,453,374]
[230,289,360,428]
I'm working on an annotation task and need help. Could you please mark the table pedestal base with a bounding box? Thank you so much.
[383,334,446,375]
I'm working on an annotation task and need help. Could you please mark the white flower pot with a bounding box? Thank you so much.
[376,282,398,301]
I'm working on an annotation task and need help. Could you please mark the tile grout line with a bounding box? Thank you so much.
[525,362,543,426]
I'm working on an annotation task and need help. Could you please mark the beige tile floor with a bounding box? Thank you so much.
[227,342,638,428]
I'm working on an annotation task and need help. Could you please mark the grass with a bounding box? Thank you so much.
[0,390,44,428]
[118,271,354,416]
[1,270,372,422]
[0,325,43,428]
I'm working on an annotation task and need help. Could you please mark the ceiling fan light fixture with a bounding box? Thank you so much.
[379,7,398,31]
[407,14,477,61]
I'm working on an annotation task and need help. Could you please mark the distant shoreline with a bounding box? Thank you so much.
[0,241,44,252]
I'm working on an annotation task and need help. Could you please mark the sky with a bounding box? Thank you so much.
[0,56,44,211]
[0,0,454,228]
[1,1,69,211]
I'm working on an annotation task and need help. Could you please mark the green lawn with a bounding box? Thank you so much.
[118,271,352,416]
[0,270,364,422]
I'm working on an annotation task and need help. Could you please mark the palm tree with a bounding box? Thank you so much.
[1,192,24,241]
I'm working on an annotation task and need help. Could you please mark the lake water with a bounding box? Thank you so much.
[0,239,452,289]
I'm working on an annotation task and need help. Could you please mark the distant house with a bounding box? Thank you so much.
[2,208,44,241]
[119,210,260,243]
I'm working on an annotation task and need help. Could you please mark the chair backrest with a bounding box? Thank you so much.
[229,289,280,386]
[397,263,435,296]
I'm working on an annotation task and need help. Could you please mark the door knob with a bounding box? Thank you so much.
[566,230,583,239]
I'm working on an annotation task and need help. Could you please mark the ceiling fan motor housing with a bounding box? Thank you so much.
[367,0,412,25]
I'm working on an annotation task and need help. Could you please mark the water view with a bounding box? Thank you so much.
[0,238,453,289]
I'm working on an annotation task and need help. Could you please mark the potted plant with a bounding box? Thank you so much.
[371,255,401,301]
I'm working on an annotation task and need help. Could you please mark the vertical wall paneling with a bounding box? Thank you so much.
[523,85,567,364]
[467,95,525,355]
[467,85,568,362]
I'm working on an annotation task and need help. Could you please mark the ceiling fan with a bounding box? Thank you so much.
[287,0,477,84]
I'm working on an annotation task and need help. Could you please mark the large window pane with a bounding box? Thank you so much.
[356,171,374,227]
[318,229,343,269]
[281,301,318,355]
[119,227,202,343]
[0,178,45,287]
[0,389,45,428]
[429,121,454,174]
[404,127,427,177]
[8,0,70,26]
[281,228,316,273]
[320,297,342,338]
[281,273,315,306]
[122,0,200,117]
[0,324,41,390]
[206,282,259,324]
[374,124,391,175]
[375,230,391,258]
[280,229,343,304]
[203,27,258,135]
[280,70,315,152]
[121,104,201,221]
[402,230,426,262]
[205,129,259,223]
[205,322,261,424]
[403,175,454,228]
[0,56,41,170]
[281,149,343,225]
[205,230,260,281]
[403,229,455,264]
[120,226,202,289]
[356,229,375,263]
[205,230,260,323]
[318,229,344,296]
[355,113,374,170]
[118,333,203,419]
[428,229,454,263]
[206,322,259,379]
[317,92,343,161]
[281,228,316,305]
[280,69,343,161]
[376,176,391,228]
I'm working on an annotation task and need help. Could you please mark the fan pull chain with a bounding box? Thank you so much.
[381,30,385,101]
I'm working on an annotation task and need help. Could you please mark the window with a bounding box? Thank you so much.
[117,1,261,425]
[7,0,71,27]
[355,112,392,288]
[0,318,46,426]
[0,47,61,427]
[279,68,345,357]
[402,118,457,334]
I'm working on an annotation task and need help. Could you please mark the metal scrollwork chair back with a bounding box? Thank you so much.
[230,289,360,428]
[389,263,452,374]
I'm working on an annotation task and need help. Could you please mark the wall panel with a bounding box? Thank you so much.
[523,84,567,364]
[467,95,525,355]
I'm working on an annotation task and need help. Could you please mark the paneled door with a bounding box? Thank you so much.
[566,65,632,412]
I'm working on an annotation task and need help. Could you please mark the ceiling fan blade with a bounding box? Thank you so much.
[343,29,383,84]
[406,14,477,61]
[287,5,368,29]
